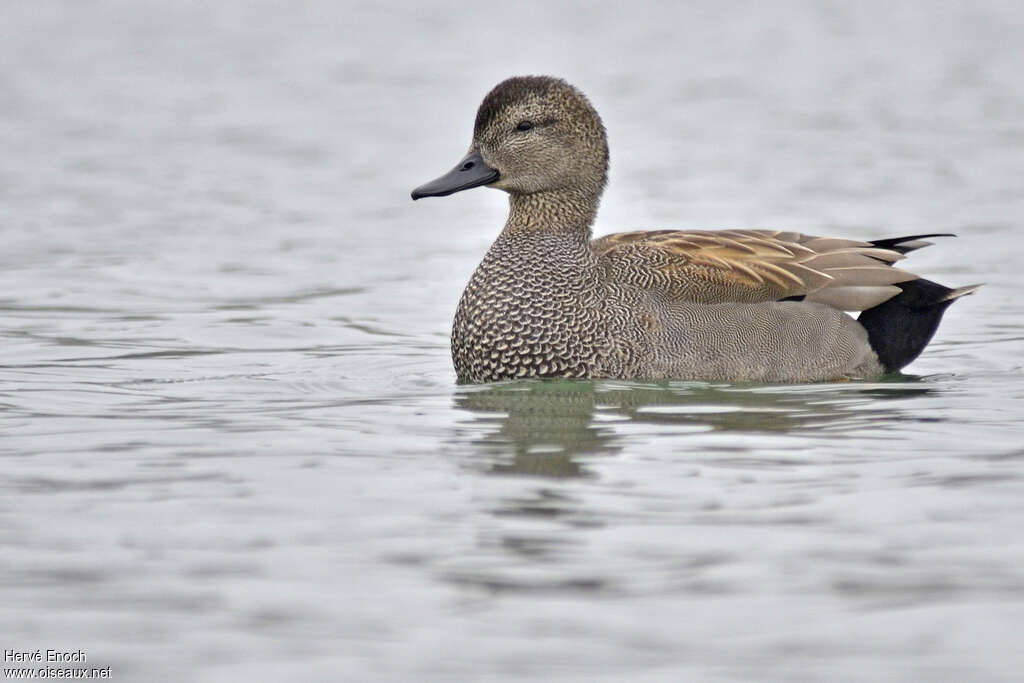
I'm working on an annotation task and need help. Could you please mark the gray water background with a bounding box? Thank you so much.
[2,1,1024,680]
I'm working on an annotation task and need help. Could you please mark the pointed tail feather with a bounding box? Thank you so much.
[939,283,983,302]
[868,233,956,255]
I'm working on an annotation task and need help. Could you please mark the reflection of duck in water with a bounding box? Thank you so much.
[452,380,933,477]
[414,76,979,384]
[452,381,608,477]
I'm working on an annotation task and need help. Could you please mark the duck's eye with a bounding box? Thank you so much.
[515,120,534,132]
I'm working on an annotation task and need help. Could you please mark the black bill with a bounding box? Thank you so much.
[411,149,499,200]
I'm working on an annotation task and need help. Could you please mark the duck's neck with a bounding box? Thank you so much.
[503,189,600,239]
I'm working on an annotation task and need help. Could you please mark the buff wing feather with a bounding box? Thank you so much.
[592,229,948,311]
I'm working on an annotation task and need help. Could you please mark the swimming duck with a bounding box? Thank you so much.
[412,76,979,384]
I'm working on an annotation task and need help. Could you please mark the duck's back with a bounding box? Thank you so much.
[593,229,921,310]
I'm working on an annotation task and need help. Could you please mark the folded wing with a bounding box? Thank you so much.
[592,229,949,311]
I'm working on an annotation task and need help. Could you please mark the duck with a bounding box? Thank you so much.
[411,75,979,384]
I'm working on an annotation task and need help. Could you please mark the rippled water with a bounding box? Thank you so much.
[3,1,1024,681]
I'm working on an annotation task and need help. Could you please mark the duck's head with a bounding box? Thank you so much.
[411,76,609,201]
